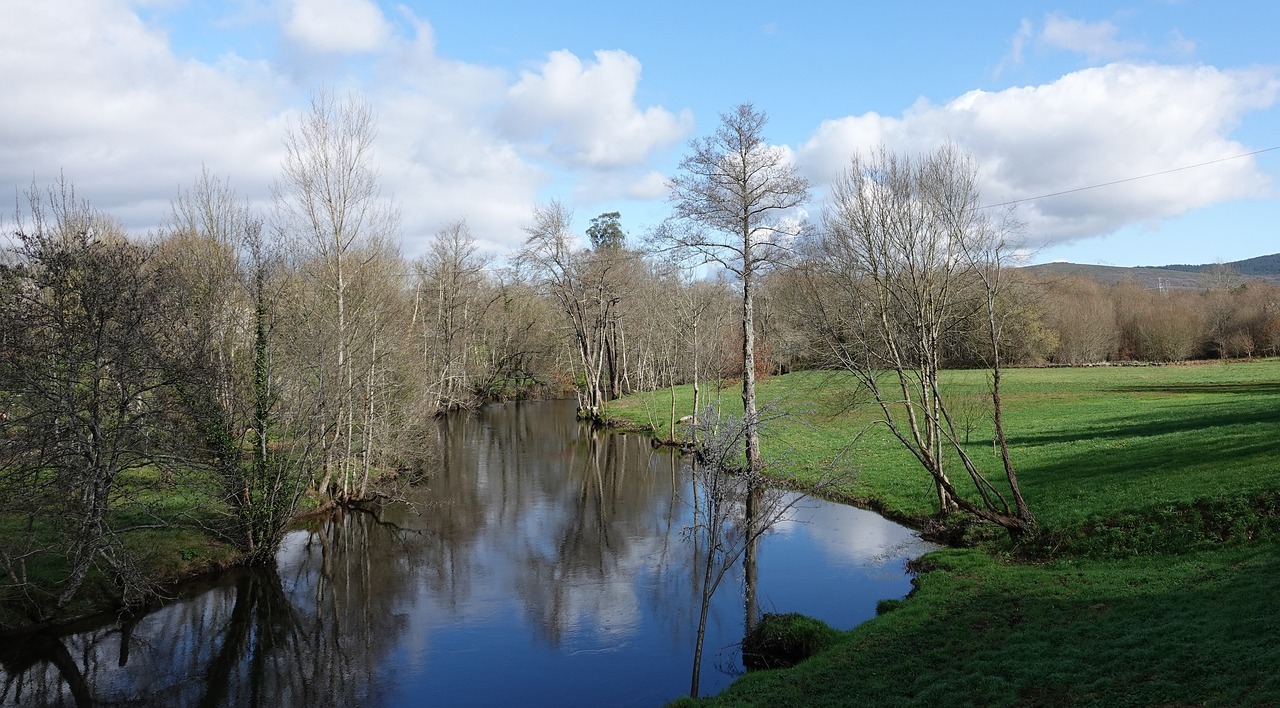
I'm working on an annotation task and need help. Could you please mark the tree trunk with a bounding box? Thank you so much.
[742,256,762,474]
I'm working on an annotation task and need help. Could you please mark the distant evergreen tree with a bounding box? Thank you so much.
[586,211,625,250]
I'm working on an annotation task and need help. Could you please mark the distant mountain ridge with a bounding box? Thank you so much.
[1151,253,1280,277]
[1022,253,1280,289]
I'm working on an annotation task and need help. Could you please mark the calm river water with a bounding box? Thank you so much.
[1,399,934,707]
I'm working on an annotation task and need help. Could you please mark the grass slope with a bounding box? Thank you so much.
[690,546,1279,707]
[607,360,1280,705]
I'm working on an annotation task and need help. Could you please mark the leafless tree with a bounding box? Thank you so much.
[681,408,814,697]
[412,220,492,412]
[1038,275,1118,364]
[658,103,810,475]
[469,271,564,401]
[271,89,401,502]
[520,201,627,420]
[804,144,1035,536]
[1114,283,1205,362]
[160,169,305,562]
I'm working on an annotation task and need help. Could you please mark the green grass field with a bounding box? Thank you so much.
[610,361,1280,538]
[685,545,1279,706]
[608,360,1280,706]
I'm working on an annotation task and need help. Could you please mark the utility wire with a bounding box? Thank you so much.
[981,145,1280,209]
[383,146,1279,273]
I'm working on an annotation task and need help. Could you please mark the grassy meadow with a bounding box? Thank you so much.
[606,359,1280,706]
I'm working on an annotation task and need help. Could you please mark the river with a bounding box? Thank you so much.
[0,399,934,707]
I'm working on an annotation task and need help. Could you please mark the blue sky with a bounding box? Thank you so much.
[3,1,1277,266]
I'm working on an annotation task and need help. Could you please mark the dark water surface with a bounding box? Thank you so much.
[1,400,934,707]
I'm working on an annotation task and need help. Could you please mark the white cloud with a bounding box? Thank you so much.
[283,0,392,55]
[1041,13,1141,60]
[1000,18,1034,72]
[0,1,287,226]
[360,10,547,253]
[1001,13,1196,71]
[624,171,670,201]
[798,63,1279,248]
[374,90,544,254]
[498,50,693,169]
[0,3,694,258]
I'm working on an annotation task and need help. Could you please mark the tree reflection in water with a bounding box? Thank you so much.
[1,400,932,707]
[0,510,434,707]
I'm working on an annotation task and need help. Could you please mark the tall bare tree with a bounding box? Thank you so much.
[413,219,492,412]
[681,409,814,697]
[659,103,810,474]
[162,171,252,543]
[272,89,400,502]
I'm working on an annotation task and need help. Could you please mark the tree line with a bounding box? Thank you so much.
[3,94,1277,619]
[0,92,748,617]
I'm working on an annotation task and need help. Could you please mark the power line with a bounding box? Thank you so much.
[981,145,1280,209]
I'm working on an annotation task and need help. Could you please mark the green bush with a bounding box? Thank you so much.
[741,612,840,671]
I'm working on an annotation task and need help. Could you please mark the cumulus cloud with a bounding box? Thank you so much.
[498,50,693,169]
[624,171,671,201]
[374,91,544,253]
[0,1,287,226]
[798,63,1278,248]
[353,10,542,251]
[283,0,392,55]
[0,2,694,257]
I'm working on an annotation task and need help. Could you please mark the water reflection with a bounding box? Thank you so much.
[1,400,934,707]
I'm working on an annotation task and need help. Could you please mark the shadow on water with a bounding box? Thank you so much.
[1,399,934,707]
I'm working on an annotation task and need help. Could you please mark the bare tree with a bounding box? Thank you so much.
[160,169,299,562]
[520,201,625,420]
[659,103,810,474]
[465,271,563,401]
[1039,275,1118,364]
[272,89,400,502]
[412,219,492,412]
[681,408,814,697]
[1115,283,1205,362]
[805,144,1035,536]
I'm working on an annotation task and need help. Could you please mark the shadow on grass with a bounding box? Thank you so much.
[1014,393,1280,448]
[1018,419,1279,516]
[1006,395,1280,534]
[1106,380,1280,395]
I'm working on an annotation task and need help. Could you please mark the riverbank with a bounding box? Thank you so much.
[2,399,927,706]
[605,360,1280,705]
[0,480,337,634]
